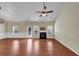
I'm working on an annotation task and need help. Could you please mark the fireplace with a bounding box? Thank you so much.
[40,32,47,39]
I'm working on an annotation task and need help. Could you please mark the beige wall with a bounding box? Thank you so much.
[6,21,53,32]
[5,21,54,38]
[55,3,79,55]
[0,23,5,39]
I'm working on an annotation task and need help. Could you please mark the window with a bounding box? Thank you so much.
[47,26,53,36]
[13,26,19,34]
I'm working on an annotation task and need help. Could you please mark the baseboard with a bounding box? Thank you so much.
[5,38,55,39]
[55,38,79,55]
[0,38,6,40]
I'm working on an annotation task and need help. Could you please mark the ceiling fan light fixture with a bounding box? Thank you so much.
[42,13,47,16]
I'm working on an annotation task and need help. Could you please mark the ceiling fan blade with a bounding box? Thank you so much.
[39,14,42,17]
[0,19,4,24]
[36,11,42,13]
[46,10,53,13]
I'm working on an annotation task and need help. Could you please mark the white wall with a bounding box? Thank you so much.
[55,3,79,55]
[0,23,5,39]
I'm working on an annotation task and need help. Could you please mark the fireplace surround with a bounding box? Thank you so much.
[40,32,47,39]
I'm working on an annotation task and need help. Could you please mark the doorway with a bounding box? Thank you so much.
[27,26,33,38]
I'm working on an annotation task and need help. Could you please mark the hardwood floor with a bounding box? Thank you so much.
[0,38,78,56]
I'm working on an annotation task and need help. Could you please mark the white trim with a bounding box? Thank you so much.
[40,31,47,32]
[0,33,6,39]
[55,38,79,55]
[1,32,54,39]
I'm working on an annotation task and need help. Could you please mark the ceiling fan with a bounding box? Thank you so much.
[36,2,53,17]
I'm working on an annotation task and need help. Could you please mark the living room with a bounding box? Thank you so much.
[0,2,79,56]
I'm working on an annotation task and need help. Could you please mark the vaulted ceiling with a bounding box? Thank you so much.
[0,2,64,21]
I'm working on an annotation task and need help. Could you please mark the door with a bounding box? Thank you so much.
[34,26,39,38]
[27,26,32,38]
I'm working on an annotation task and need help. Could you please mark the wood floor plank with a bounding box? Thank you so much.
[0,38,78,56]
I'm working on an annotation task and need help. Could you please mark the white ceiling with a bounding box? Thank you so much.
[0,2,64,21]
